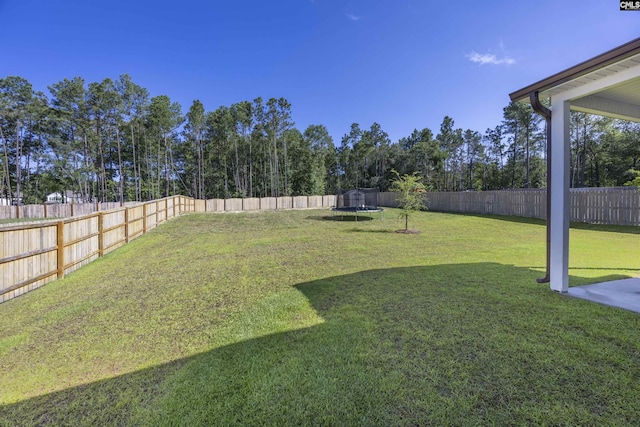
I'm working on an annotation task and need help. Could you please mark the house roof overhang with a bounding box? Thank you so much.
[509,37,640,122]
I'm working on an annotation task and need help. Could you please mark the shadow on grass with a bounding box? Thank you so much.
[2,263,640,426]
[306,215,375,222]
[524,266,640,274]
[345,227,395,233]
[439,211,640,235]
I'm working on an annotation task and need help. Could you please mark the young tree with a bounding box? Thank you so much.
[390,169,427,233]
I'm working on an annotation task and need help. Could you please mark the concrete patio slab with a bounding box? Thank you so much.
[566,278,640,314]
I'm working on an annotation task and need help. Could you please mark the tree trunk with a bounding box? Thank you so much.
[164,132,170,197]
[131,123,139,201]
[283,134,288,195]
[249,137,253,197]
[0,126,12,201]
[14,120,22,204]
[273,132,279,197]
[233,135,240,194]
[116,126,124,204]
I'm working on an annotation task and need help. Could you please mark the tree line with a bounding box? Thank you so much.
[1,74,639,204]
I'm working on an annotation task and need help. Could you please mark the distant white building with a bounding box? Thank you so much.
[0,192,23,205]
[45,190,84,204]
[46,192,64,204]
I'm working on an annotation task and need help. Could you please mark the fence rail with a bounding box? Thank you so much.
[380,187,640,225]
[1,194,336,304]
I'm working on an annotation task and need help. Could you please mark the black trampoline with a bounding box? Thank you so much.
[332,188,383,220]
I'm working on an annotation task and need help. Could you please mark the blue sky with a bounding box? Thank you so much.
[1,0,638,143]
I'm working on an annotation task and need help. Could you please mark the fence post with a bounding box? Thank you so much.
[124,208,129,243]
[98,212,104,257]
[57,221,65,279]
[143,203,147,234]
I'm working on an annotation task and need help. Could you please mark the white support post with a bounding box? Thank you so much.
[550,99,571,293]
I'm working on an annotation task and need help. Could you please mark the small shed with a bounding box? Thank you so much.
[343,189,366,208]
[335,188,381,210]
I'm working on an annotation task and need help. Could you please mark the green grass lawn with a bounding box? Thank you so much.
[1,209,639,426]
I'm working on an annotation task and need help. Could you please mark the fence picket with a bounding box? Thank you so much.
[379,187,639,225]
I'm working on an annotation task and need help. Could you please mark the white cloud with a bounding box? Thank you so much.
[346,13,360,21]
[467,51,515,66]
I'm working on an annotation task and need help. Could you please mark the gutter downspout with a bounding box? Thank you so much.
[529,91,551,283]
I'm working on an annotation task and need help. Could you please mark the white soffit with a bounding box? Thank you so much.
[540,53,640,122]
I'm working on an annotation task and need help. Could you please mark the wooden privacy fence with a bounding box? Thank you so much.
[380,187,640,225]
[0,201,141,220]
[0,194,337,304]
[0,195,337,220]
[0,196,190,304]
